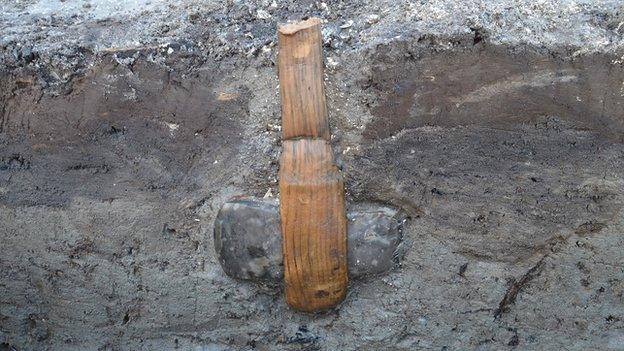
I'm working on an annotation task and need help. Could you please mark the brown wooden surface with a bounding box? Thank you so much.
[277,18,330,140]
[278,17,347,311]
[279,139,347,311]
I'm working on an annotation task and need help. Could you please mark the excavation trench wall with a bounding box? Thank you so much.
[1,37,624,350]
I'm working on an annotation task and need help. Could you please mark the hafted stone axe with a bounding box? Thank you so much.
[278,18,348,311]
[214,18,407,312]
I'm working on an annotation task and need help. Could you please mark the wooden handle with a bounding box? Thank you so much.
[278,18,330,140]
[279,140,347,311]
[278,18,348,311]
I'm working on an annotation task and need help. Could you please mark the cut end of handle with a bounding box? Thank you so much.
[278,17,321,35]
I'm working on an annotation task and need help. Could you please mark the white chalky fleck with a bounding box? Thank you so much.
[164,122,179,135]
[256,9,271,19]
[326,56,339,68]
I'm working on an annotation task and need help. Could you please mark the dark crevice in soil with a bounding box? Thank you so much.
[494,256,547,319]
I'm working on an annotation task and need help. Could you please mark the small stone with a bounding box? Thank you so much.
[366,14,380,24]
[214,197,406,283]
[340,20,354,29]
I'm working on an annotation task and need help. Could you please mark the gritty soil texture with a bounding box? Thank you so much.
[1,1,624,350]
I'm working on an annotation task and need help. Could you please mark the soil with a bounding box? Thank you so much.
[1,1,624,350]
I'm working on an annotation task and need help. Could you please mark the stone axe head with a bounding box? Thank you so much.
[214,18,408,312]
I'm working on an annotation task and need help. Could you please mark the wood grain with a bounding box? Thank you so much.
[278,18,347,311]
[277,18,330,140]
[279,139,347,311]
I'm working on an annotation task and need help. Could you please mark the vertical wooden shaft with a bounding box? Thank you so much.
[278,18,330,141]
[278,18,348,312]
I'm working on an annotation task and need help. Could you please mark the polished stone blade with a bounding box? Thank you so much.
[214,197,406,283]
